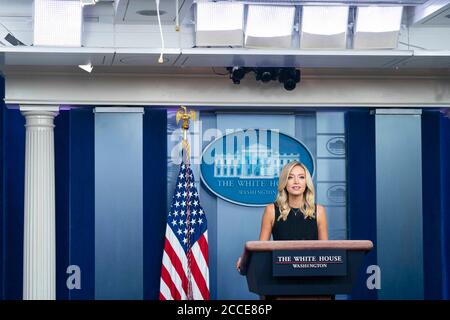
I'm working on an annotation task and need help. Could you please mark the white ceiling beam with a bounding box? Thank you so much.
[3,67,450,107]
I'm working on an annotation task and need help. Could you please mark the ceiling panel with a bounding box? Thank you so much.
[112,48,181,66]
[115,0,193,24]
[0,0,32,16]
[2,47,449,69]
[0,46,114,65]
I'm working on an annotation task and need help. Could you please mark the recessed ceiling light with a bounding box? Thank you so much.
[137,10,167,17]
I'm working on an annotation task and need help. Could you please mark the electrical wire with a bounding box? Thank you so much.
[156,0,165,64]
[176,0,180,31]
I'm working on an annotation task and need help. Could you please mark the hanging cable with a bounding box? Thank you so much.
[156,0,165,64]
[175,0,180,31]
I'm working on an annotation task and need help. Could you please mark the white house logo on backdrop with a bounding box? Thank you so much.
[200,129,315,206]
[326,137,345,156]
[326,185,346,204]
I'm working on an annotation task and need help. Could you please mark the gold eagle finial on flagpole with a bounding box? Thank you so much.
[176,106,196,162]
[176,106,196,131]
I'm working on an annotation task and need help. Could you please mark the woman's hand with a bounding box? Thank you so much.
[236,257,242,273]
[317,204,329,240]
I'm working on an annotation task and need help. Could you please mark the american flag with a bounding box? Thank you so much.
[159,161,209,300]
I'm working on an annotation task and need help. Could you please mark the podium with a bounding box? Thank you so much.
[239,240,373,299]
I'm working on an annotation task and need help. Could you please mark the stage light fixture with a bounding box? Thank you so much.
[227,66,301,91]
[227,66,248,84]
[278,68,301,91]
[255,68,279,83]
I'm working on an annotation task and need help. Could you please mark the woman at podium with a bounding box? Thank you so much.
[237,160,328,272]
[259,160,328,241]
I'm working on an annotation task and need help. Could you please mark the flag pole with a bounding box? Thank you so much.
[176,106,196,300]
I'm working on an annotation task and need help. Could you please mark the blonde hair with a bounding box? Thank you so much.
[275,161,315,221]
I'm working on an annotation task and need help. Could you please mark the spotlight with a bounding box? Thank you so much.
[278,68,301,91]
[227,66,248,84]
[78,62,93,73]
[226,66,301,90]
[255,68,278,83]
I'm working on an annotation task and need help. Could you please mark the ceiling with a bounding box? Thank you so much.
[0,0,449,71]
[113,0,193,24]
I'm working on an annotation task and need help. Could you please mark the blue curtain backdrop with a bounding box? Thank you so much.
[422,111,444,299]
[0,100,168,299]
[55,109,70,299]
[1,104,25,300]
[65,108,95,300]
[346,109,450,300]
[422,110,450,299]
[437,111,449,299]
[442,112,450,299]
[143,108,167,300]
[0,76,4,300]
[345,110,378,300]
[1,86,449,300]
[0,106,96,300]
[0,105,96,299]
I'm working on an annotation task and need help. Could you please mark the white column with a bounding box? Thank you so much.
[21,106,58,300]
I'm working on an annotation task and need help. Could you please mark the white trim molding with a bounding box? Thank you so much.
[20,105,60,112]
[93,107,145,113]
[4,69,450,108]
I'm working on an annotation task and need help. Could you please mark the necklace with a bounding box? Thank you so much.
[292,207,301,216]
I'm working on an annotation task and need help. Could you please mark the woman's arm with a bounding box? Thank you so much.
[317,204,329,240]
[259,204,275,241]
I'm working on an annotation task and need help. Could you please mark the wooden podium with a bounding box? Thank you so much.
[239,240,373,300]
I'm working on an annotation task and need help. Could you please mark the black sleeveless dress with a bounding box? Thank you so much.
[271,202,318,240]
